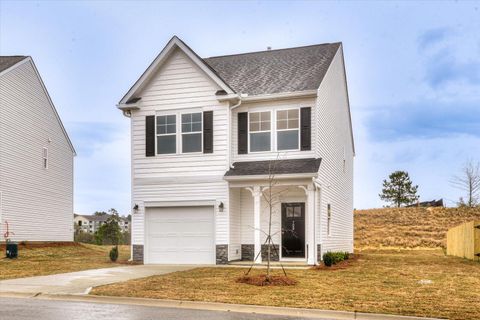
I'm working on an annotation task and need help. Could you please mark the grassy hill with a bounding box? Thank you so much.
[355,207,480,249]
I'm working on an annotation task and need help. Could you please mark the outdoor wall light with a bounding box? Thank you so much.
[218,202,224,213]
[133,204,139,212]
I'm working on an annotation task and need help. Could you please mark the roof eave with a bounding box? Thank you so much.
[241,90,317,102]
[224,172,318,181]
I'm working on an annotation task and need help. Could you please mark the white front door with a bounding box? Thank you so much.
[145,206,215,264]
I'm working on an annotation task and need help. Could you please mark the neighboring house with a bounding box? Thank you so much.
[74,214,131,234]
[0,56,76,242]
[118,36,354,265]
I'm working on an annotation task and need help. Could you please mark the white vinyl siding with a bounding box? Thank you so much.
[0,60,74,242]
[314,46,354,253]
[130,48,229,246]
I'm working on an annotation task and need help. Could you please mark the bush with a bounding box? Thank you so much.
[323,251,350,267]
[74,232,95,244]
[109,246,119,262]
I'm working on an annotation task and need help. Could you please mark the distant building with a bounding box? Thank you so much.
[74,214,130,234]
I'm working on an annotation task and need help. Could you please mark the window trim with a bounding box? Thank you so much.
[248,110,272,153]
[181,112,203,154]
[275,108,300,151]
[155,114,177,155]
[327,203,332,236]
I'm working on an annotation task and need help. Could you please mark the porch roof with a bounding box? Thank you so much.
[224,158,321,178]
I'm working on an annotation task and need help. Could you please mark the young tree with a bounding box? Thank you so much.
[94,211,107,216]
[95,215,122,245]
[379,171,419,207]
[451,160,480,207]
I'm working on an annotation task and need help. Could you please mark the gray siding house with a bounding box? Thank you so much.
[0,56,75,242]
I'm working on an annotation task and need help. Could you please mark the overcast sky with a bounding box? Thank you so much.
[1,1,480,214]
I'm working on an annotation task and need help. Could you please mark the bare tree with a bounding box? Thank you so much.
[451,160,480,207]
[245,154,288,280]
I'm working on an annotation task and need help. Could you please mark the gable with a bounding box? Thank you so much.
[0,57,76,155]
[119,36,234,107]
[137,48,222,107]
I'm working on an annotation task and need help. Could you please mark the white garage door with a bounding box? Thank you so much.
[145,206,214,264]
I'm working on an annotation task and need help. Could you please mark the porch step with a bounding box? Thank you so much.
[228,261,310,268]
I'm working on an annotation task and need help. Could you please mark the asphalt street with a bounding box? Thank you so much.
[0,297,323,320]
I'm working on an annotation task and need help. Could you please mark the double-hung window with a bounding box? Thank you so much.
[249,111,271,152]
[181,112,202,153]
[276,109,299,150]
[42,147,48,169]
[156,115,176,154]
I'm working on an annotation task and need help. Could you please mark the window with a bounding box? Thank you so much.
[327,204,332,236]
[249,111,271,152]
[181,112,202,153]
[78,221,82,226]
[42,147,48,169]
[276,109,299,150]
[156,115,176,154]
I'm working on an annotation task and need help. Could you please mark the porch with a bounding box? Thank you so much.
[226,177,320,266]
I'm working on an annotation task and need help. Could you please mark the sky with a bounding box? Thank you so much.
[1,1,479,214]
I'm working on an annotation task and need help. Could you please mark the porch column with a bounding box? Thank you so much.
[253,185,262,263]
[246,186,262,264]
[299,184,316,265]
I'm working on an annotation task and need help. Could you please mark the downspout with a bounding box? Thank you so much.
[228,94,246,169]
[312,177,322,263]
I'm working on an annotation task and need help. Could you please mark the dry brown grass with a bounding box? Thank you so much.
[355,207,480,249]
[92,249,480,320]
[0,243,130,280]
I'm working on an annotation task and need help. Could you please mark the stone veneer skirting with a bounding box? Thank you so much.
[132,244,144,263]
[216,244,228,265]
[241,244,254,261]
[261,244,280,261]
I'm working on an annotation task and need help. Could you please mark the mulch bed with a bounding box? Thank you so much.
[313,254,360,270]
[236,274,297,286]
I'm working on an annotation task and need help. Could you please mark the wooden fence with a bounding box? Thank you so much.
[446,220,480,261]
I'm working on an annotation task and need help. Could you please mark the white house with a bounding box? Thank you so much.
[118,36,354,265]
[0,56,75,242]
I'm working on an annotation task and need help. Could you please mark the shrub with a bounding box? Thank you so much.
[109,246,119,262]
[74,232,95,244]
[323,251,350,267]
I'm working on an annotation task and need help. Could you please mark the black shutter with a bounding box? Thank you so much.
[300,107,311,151]
[238,112,248,154]
[145,115,155,157]
[203,111,213,153]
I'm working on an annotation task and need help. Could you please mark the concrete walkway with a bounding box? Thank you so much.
[0,265,193,295]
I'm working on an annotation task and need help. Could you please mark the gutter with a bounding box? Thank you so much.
[241,90,317,102]
[224,172,318,181]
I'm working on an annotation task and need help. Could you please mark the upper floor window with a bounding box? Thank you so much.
[42,147,48,169]
[276,109,299,150]
[249,111,271,152]
[327,204,332,236]
[156,115,176,154]
[181,112,202,153]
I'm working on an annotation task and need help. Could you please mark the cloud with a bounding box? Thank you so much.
[67,121,126,156]
[418,27,451,50]
[364,100,480,142]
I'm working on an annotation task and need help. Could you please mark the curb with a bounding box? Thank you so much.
[0,291,443,320]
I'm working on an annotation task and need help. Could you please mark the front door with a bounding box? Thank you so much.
[281,203,305,258]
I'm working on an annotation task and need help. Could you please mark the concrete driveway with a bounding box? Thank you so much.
[0,265,193,295]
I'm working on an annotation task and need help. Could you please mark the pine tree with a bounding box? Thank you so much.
[379,171,419,207]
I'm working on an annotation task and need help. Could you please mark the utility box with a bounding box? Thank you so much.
[6,242,18,259]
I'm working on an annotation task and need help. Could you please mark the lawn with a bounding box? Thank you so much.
[91,249,480,320]
[0,243,130,280]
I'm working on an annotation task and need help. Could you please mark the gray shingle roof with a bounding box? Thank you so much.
[204,43,340,95]
[225,158,321,177]
[0,56,27,72]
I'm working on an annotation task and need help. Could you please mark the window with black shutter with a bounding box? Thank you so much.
[203,111,213,153]
[300,107,311,151]
[238,112,248,154]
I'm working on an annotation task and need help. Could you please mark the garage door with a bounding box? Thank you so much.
[145,206,214,264]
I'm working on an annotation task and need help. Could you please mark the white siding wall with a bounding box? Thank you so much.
[0,60,74,242]
[130,48,230,246]
[315,47,354,253]
[231,98,317,163]
[228,187,241,260]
